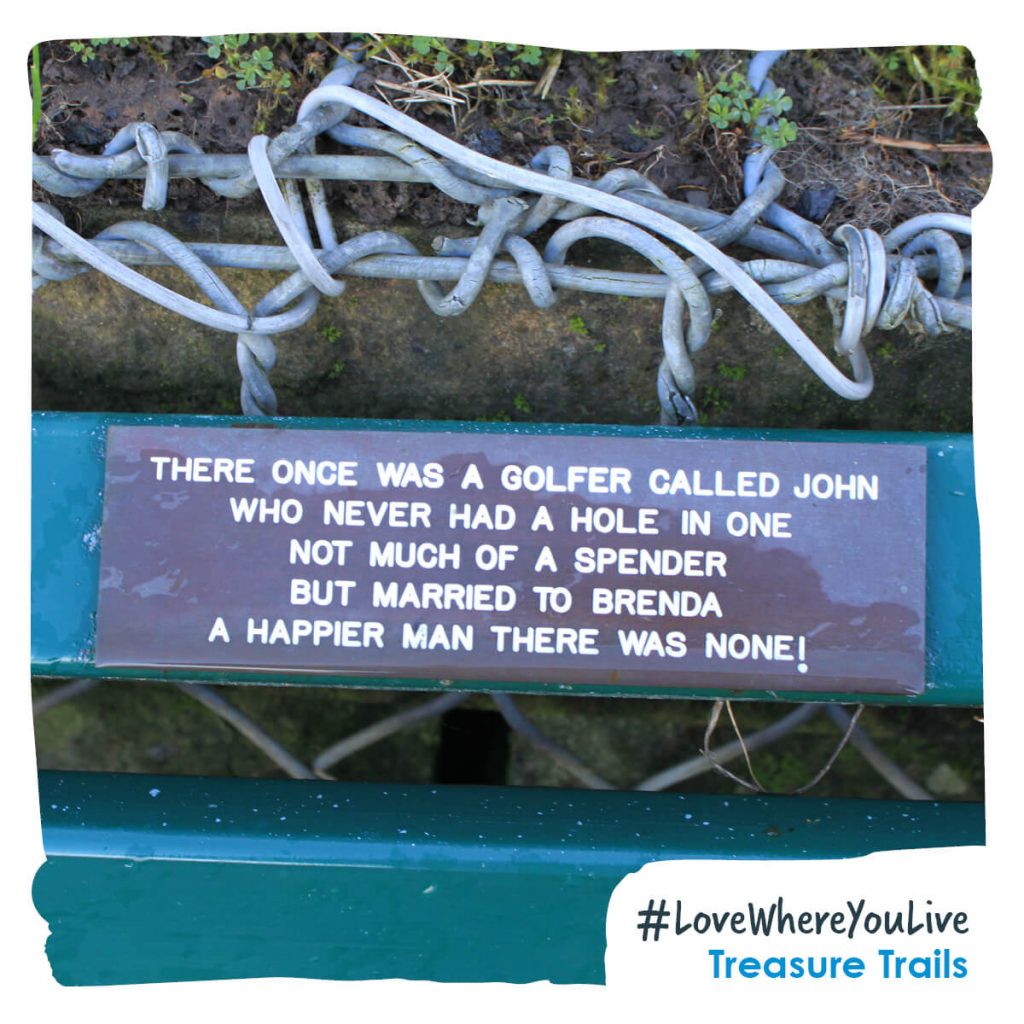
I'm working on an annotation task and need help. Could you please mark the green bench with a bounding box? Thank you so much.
[31,411,983,985]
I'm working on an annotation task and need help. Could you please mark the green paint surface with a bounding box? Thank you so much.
[36,771,983,985]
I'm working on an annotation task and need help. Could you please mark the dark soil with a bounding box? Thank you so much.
[34,36,990,231]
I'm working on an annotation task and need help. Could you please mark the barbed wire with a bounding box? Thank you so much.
[32,47,972,423]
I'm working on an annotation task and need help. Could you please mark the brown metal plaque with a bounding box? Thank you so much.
[95,425,927,694]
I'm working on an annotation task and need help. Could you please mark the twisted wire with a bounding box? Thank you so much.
[33,49,972,421]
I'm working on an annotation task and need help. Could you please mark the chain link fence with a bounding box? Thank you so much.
[32,677,983,801]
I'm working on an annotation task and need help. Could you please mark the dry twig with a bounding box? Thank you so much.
[840,129,990,155]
